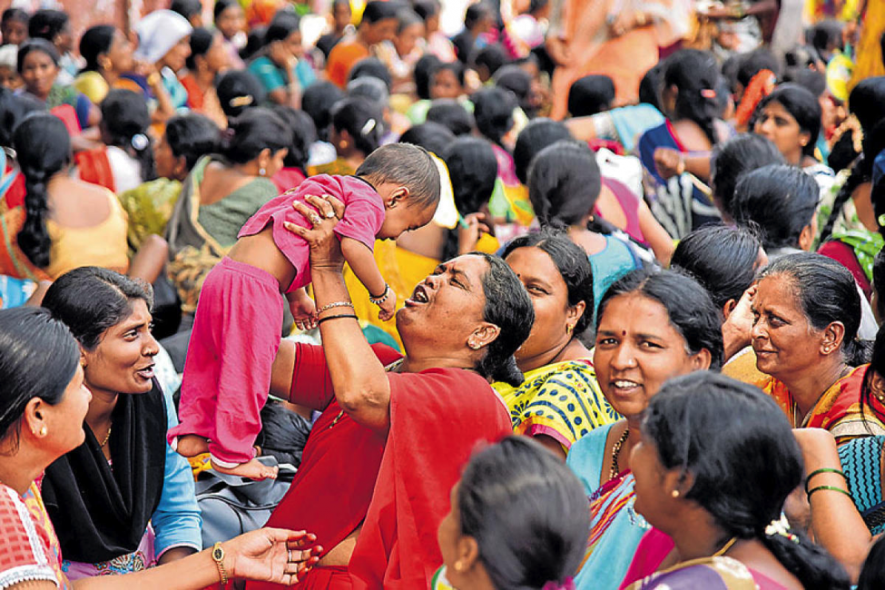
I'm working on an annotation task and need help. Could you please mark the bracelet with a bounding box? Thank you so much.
[316,313,359,326]
[807,485,853,501]
[804,467,848,495]
[211,542,228,586]
[369,284,391,305]
[147,72,161,87]
[317,301,354,315]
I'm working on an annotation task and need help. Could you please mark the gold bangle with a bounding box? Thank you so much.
[212,542,228,586]
[147,72,161,87]
[317,301,354,314]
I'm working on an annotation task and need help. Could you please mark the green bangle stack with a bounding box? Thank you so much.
[807,485,853,501]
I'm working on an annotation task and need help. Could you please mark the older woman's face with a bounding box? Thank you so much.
[20,50,58,99]
[81,299,160,397]
[161,35,192,72]
[398,255,491,347]
[505,246,582,366]
[594,293,705,418]
[751,274,822,380]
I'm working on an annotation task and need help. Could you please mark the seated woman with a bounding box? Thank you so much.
[527,140,642,316]
[250,194,534,588]
[247,12,315,108]
[738,252,885,442]
[18,38,100,132]
[498,230,618,460]
[179,27,229,129]
[0,306,320,588]
[74,25,137,105]
[637,50,724,239]
[166,107,288,315]
[433,437,589,589]
[308,96,383,177]
[708,133,785,222]
[76,89,156,194]
[0,113,129,282]
[214,0,247,70]
[40,267,200,575]
[441,136,499,260]
[119,113,220,253]
[567,268,723,590]
[621,371,850,589]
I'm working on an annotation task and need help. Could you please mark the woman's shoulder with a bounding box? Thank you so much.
[0,482,62,586]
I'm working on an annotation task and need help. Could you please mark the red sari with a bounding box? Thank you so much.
[247,344,512,589]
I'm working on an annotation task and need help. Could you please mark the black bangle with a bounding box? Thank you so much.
[316,313,359,326]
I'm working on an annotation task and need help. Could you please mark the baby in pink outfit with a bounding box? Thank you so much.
[169,144,441,479]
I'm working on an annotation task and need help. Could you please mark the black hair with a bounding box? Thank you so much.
[494,65,534,116]
[783,67,826,98]
[330,96,383,156]
[269,105,314,171]
[458,436,589,589]
[426,100,474,136]
[860,323,885,428]
[171,0,203,21]
[730,164,818,250]
[568,75,615,117]
[875,248,885,320]
[758,252,866,366]
[14,112,71,268]
[396,9,423,34]
[527,140,601,229]
[17,38,59,73]
[638,62,664,110]
[663,49,721,145]
[670,224,762,312]
[709,133,785,216]
[810,19,844,57]
[737,48,780,89]
[301,80,344,142]
[858,516,885,589]
[502,229,595,334]
[240,25,267,61]
[848,77,885,134]
[214,0,240,22]
[43,266,153,350]
[79,25,116,73]
[756,84,821,158]
[186,27,215,70]
[464,2,493,29]
[413,0,440,21]
[361,0,400,25]
[433,60,466,89]
[356,142,441,209]
[398,121,455,156]
[513,118,572,185]
[216,69,266,119]
[2,8,29,25]
[348,56,393,91]
[0,89,43,147]
[347,76,389,112]
[27,9,68,42]
[265,11,300,45]
[597,269,724,370]
[414,54,441,100]
[468,252,534,386]
[642,371,851,590]
[100,89,156,182]
[0,307,79,447]
[223,107,291,164]
[164,113,220,172]
[441,136,497,260]
[472,44,509,78]
[471,86,516,147]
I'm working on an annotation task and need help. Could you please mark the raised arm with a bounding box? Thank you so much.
[285,195,393,433]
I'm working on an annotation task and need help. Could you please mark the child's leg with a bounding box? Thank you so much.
[208,261,285,480]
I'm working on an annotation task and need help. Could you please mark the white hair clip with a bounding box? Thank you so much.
[131,133,150,151]
[360,118,377,136]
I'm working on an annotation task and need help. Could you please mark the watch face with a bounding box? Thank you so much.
[213,546,224,560]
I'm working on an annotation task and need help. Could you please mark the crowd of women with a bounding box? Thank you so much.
[2,0,885,588]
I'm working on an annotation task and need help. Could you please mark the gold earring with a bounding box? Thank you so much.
[39,426,47,437]
[566,324,573,334]
[453,560,464,572]
[671,490,680,498]
[469,341,480,350]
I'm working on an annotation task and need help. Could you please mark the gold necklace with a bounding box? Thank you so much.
[712,537,738,557]
[610,427,630,480]
[100,425,112,447]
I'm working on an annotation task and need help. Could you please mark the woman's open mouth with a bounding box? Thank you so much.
[404,284,429,307]
[135,365,155,380]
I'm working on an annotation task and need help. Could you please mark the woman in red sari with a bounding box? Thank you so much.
[249,194,535,589]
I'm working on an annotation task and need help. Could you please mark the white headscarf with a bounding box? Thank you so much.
[133,9,193,65]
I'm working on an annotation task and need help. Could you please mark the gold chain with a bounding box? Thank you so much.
[610,427,630,480]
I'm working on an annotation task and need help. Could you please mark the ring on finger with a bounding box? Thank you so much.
[325,210,335,218]
[309,213,322,225]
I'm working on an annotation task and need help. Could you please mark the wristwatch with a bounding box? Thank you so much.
[212,542,229,586]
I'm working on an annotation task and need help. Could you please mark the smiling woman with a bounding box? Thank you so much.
[39,267,202,577]
[565,268,723,590]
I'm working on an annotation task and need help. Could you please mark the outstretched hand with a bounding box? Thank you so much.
[284,194,347,273]
[226,528,323,585]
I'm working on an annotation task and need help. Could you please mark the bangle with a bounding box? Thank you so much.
[676,155,686,176]
[635,11,648,26]
[369,284,391,305]
[211,542,228,586]
[147,72,161,87]
[807,485,853,501]
[317,313,359,326]
[804,467,848,495]
[317,301,354,314]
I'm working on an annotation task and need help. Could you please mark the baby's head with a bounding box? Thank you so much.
[356,143,441,239]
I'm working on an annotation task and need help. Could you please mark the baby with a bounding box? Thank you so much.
[168,143,441,479]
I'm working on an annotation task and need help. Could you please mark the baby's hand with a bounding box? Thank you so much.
[377,290,397,321]
[289,291,317,331]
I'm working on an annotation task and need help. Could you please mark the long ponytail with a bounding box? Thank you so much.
[664,50,721,145]
[100,89,156,182]
[14,113,71,268]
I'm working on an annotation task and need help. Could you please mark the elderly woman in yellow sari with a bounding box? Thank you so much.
[744,253,885,443]
[547,0,689,119]
[496,231,619,461]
